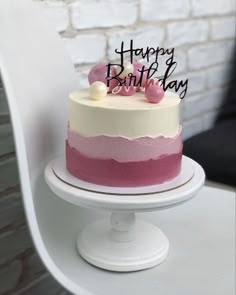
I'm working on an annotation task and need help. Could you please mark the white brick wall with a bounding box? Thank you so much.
[166,20,209,47]
[206,64,230,88]
[64,34,106,64]
[211,17,236,40]
[39,1,69,33]
[202,110,219,130]
[188,41,234,70]
[173,50,187,75]
[0,0,235,293]
[141,0,190,21]
[70,0,138,29]
[76,65,90,89]
[172,71,207,96]
[192,0,233,16]
[183,88,224,121]
[108,26,165,60]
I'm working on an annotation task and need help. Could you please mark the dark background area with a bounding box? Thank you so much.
[184,43,236,187]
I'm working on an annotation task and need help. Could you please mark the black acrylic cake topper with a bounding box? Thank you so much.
[106,40,188,99]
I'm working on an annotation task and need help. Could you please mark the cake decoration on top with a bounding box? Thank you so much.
[89,81,107,101]
[87,40,189,103]
[115,61,134,79]
[145,81,164,104]
[88,60,164,104]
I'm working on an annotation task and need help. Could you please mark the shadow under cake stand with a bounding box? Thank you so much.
[45,156,205,272]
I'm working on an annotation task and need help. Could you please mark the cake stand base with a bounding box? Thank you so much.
[77,212,169,272]
[45,156,205,273]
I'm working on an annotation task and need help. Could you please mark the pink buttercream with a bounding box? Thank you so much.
[67,127,182,162]
[66,141,182,187]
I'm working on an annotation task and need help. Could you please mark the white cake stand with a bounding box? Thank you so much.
[44,156,205,272]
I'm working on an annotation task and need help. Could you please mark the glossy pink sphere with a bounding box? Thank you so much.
[145,78,159,89]
[118,78,136,96]
[133,61,147,89]
[145,84,164,103]
[88,63,119,93]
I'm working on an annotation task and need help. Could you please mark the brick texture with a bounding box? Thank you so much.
[108,26,165,60]
[64,34,106,64]
[211,17,236,40]
[0,0,235,293]
[206,64,231,88]
[70,0,138,29]
[76,66,90,89]
[141,0,190,21]
[192,0,233,16]
[39,1,69,33]
[166,20,209,47]
[188,41,234,70]
[183,89,223,121]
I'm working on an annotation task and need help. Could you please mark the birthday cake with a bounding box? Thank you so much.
[66,61,183,187]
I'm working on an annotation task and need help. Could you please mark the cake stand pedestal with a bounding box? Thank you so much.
[45,156,205,272]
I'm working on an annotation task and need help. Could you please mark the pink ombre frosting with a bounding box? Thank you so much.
[66,142,182,187]
[68,127,182,162]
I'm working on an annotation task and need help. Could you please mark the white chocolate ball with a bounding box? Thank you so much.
[117,61,134,79]
[89,81,107,100]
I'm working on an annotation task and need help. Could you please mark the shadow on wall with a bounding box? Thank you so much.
[184,41,236,187]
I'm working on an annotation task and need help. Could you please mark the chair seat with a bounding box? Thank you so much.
[184,120,236,186]
[36,181,235,295]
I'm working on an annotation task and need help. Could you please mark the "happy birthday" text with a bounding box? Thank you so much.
[106,40,188,99]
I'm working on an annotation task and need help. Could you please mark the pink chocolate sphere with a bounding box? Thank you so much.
[133,61,147,89]
[118,78,136,96]
[145,84,164,103]
[88,63,119,93]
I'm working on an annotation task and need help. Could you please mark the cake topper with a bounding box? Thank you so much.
[107,40,188,100]
[88,40,188,103]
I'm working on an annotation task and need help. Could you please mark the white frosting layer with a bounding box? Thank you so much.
[69,89,181,138]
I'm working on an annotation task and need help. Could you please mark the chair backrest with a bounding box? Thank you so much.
[0,3,93,293]
[0,0,78,186]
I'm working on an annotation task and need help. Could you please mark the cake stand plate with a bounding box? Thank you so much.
[45,156,205,272]
[53,157,194,195]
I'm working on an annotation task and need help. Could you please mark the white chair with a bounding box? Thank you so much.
[0,1,105,294]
